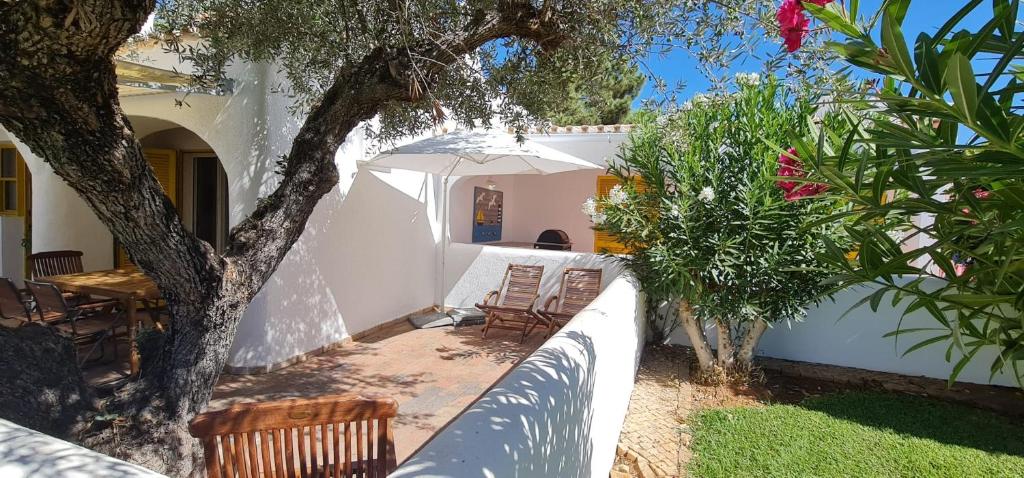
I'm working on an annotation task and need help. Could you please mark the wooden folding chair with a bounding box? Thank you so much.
[477,263,545,343]
[189,395,399,478]
[28,250,85,279]
[535,268,603,338]
[27,250,107,306]
[24,280,125,366]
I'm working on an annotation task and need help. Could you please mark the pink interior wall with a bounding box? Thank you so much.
[450,169,602,253]
[505,170,602,252]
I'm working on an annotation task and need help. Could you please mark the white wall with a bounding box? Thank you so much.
[229,163,439,368]
[443,242,620,310]
[505,170,604,252]
[668,278,1019,387]
[0,419,165,478]
[393,273,646,478]
[139,127,210,151]
[16,146,115,273]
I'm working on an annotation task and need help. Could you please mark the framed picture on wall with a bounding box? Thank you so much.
[472,186,503,243]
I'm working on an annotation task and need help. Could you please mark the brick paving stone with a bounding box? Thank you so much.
[208,323,543,463]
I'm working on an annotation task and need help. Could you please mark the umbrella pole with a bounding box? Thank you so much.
[440,174,449,315]
[439,157,462,317]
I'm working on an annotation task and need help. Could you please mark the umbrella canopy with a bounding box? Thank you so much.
[364,130,600,176]
[363,129,599,315]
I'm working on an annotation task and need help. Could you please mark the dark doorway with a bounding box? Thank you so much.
[191,155,228,252]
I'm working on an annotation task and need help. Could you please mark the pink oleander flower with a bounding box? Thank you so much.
[776,148,803,193]
[777,147,827,201]
[973,188,992,199]
[777,0,809,53]
[784,182,829,201]
[777,0,834,53]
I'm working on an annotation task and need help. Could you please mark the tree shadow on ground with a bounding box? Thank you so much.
[393,330,599,477]
[433,324,543,365]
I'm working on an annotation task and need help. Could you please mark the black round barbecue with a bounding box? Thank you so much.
[534,229,572,251]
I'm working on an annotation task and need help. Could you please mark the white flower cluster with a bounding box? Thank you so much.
[698,186,715,203]
[681,92,714,111]
[735,72,761,87]
[581,196,597,217]
[717,142,734,156]
[581,196,606,225]
[608,184,628,205]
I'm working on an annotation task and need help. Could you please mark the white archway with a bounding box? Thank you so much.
[12,117,231,276]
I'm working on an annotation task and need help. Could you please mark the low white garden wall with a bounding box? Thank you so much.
[0,419,165,478]
[668,278,1018,387]
[393,273,646,478]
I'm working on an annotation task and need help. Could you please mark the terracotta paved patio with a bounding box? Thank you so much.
[209,322,544,462]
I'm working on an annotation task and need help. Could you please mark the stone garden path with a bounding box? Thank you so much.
[612,346,694,478]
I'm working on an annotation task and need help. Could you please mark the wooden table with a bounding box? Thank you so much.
[38,268,161,378]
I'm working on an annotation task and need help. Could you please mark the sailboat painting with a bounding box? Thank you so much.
[472,186,503,243]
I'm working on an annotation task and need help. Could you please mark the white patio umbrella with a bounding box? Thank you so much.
[364,130,600,315]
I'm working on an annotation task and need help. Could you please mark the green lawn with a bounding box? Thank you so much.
[689,391,1024,478]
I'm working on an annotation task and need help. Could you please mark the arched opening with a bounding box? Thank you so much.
[1,118,232,284]
[113,121,230,266]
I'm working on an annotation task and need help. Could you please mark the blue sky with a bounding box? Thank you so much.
[637,1,995,104]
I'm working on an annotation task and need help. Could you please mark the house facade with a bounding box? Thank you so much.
[0,38,629,373]
[4,36,1014,387]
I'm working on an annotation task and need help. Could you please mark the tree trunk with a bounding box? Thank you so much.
[0,324,97,438]
[678,301,715,374]
[715,319,735,370]
[0,2,573,476]
[736,319,769,371]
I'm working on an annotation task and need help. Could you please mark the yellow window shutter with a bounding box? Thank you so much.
[15,150,27,217]
[117,149,178,267]
[594,175,629,254]
[0,146,27,217]
[144,148,178,205]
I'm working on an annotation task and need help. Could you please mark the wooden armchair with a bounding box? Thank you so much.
[477,263,545,343]
[189,395,399,478]
[24,280,125,366]
[535,268,603,338]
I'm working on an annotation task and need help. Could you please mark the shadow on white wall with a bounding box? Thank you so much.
[227,169,438,368]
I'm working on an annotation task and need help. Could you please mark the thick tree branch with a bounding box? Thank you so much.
[226,0,569,293]
[0,1,221,300]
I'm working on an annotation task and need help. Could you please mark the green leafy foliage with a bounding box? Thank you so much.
[595,77,842,332]
[803,0,1024,387]
[153,1,846,144]
[547,57,645,125]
